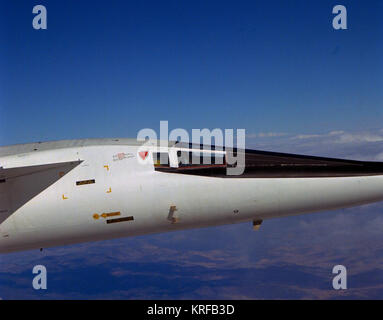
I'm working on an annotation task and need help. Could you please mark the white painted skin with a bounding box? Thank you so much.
[1,143,383,253]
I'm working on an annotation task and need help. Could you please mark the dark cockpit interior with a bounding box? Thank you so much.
[154,148,383,178]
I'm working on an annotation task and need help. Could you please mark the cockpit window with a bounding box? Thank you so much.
[178,151,225,167]
[153,152,170,167]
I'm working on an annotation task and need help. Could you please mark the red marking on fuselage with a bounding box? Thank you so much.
[139,151,149,160]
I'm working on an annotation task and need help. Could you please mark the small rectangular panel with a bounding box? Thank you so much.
[106,216,134,224]
[76,179,96,186]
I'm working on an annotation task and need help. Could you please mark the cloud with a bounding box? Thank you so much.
[292,134,323,139]
[290,130,383,144]
[336,133,383,143]
[246,128,383,145]
[374,152,383,161]
[245,128,383,162]
[246,132,287,139]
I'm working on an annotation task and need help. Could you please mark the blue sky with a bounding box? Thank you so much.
[1,0,383,299]
[1,0,382,145]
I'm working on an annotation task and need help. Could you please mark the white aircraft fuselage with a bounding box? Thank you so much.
[1,138,383,253]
